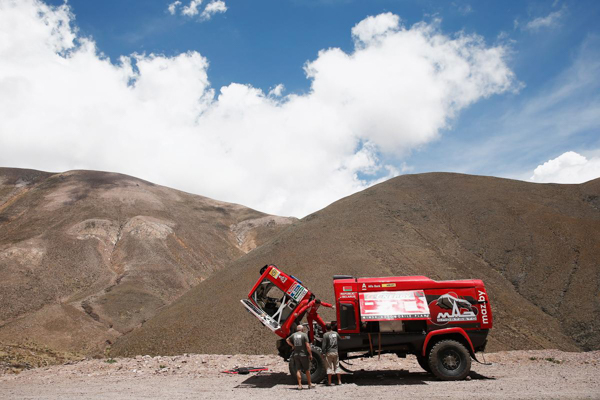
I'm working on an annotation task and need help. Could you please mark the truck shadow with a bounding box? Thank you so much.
[346,369,494,386]
[235,370,494,389]
[342,369,427,386]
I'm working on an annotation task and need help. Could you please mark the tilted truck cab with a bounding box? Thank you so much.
[241,265,313,338]
[241,265,493,382]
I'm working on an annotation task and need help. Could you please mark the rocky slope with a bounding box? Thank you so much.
[0,168,295,357]
[112,173,600,356]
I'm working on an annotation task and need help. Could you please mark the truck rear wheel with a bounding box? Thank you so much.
[428,339,471,381]
[288,346,327,384]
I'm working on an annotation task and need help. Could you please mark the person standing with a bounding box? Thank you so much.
[297,298,334,342]
[322,323,342,386]
[286,325,313,390]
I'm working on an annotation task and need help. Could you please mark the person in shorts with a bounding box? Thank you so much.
[321,323,342,386]
[286,325,313,390]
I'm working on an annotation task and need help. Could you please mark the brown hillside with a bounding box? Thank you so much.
[112,173,600,357]
[0,168,295,357]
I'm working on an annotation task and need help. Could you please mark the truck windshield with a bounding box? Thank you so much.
[252,278,297,326]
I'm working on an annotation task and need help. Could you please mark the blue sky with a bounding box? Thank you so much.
[46,1,597,94]
[1,0,600,216]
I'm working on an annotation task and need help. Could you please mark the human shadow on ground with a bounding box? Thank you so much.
[468,371,495,381]
[234,372,290,389]
[235,369,494,389]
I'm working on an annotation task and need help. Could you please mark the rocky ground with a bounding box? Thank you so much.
[1,350,599,399]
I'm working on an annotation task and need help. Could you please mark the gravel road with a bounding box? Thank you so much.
[1,350,599,399]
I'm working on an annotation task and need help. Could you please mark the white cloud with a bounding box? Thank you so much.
[168,0,226,20]
[351,12,400,45]
[268,84,285,97]
[522,8,565,31]
[167,1,181,15]
[531,151,600,183]
[201,0,227,20]
[457,35,600,180]
[0,0,515,217]
[182,0,203,16]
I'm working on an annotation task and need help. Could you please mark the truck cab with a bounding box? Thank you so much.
[241,265,313,338]
[242,265,493,382]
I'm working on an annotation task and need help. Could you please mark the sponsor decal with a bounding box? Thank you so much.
[361,283,367,291]
[286,282,308,302]
[286,282,297,295]
[269,268,280,279]
[279,275,287,283]
[478,290,489,325]
[359,290,430,321]
[362,283,396,289]
[431,293,478,324]
[343,286,353,292]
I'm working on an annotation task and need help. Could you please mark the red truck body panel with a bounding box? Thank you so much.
[243,265,492,357]
[333,276,493,334]
[422,327,475,357]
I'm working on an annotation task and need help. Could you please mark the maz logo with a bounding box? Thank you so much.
[433,293,478,323]
[478,290,489,325]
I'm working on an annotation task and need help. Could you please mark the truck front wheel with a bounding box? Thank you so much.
[428,339,471,381]
[288,346,327,384]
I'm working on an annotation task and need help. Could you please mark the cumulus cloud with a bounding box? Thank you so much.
[201,0,227,20]
[0,0,515,216]
[351,12,400,44]
[531,151,600,184]
[182,0,203,16]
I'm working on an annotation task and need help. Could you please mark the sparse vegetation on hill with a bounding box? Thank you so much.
[2,168,599,364]
[0,168,295,363]
[112,173,600,356]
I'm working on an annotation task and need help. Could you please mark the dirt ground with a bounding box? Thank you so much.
[1,350,599,400]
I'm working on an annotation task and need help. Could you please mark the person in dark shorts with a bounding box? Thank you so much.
[322,323,342,386]
[286,325,313,390]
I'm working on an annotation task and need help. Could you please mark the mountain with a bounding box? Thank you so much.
[0,168,295,359]
[112,173,600,357]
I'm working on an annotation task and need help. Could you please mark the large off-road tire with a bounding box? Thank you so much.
[288,346,327,384]
[428,339,471,381]
[416,354,431,373]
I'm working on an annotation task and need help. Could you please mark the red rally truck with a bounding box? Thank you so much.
[241,264,492,382]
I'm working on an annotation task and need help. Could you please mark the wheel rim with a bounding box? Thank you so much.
[440,349,461,371]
